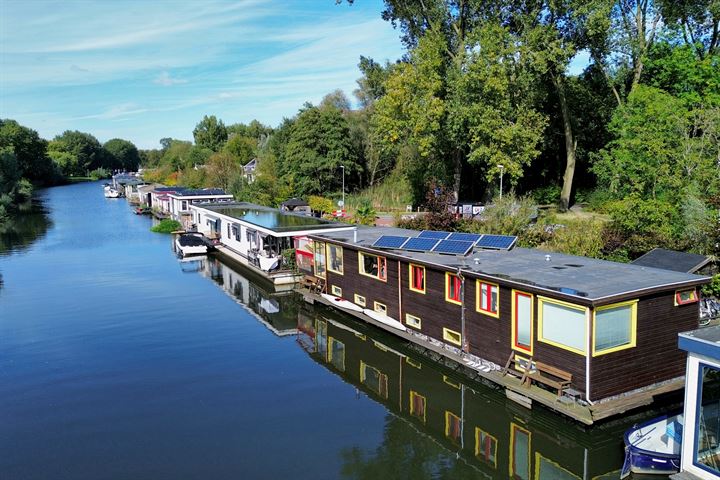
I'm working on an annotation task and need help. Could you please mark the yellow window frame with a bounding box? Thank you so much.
[445,272,462,305]
[358,251,387,282]
[409,391,427,423]
[328,337,345,372]
[509,423,531,480]
[405,313,422,330]
[476,280,500,318]
[445,411,461,442]
[592,299,638,357]
[408,263,426,294]
[511,289,534,356]
[331,285,342,297]
[374,301,387,314]
[443,327,462,346]
[474,427,498,468]
[537,296,588,356]
[443,375,461,389]
[534,453,581,480]
[326,243,344,275]
[313,240,326,279]
[354,294,366,307]
[405,357,422,369]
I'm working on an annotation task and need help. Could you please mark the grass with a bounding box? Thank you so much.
[345,174,413,213]
[150,219,182,233]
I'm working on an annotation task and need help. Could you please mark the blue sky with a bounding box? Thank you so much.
[0,0,405,149]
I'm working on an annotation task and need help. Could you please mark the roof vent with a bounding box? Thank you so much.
[545,254,552,262]
[473,258,480,265]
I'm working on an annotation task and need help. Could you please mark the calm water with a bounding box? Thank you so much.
[0,182,657,479]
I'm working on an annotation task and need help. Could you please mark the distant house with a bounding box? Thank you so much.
[280,198,311,215]
[243,158,257,183]
[632,248,714,275]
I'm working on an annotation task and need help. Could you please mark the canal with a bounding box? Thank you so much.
[0,181,662,479]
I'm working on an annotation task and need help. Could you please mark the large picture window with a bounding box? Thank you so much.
[327,244,343,275]
[360,361,388,398]
[359,252,387,281]
[694,364,720,475]
[446,273,462,305]
[538,297,588,355]
[477,281,499,317]
[510,424,531,480]
[328,337,345,372]
[409,264,425,293]
[313,240,326,279]
[593,300,637,356]
[512,291,533,355]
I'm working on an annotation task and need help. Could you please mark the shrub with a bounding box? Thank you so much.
[532,185,561,205]
[88,168,110,180]
[702,275,720,298]
[542,218,605,258]
[354,199,377,226]
[281,247,297,272]
[150,219,182,233]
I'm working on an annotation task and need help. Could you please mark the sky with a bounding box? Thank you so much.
[0,0,405,149]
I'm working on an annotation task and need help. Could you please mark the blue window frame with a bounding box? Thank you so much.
[693,362,720,475]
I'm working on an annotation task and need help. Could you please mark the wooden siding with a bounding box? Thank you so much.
[589,292,698,400]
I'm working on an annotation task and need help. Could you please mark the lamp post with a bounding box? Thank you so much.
[340,165,345,209]
[498,164,504,199]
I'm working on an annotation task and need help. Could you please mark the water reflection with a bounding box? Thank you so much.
[188,253,629,480]
[0,196,51,255]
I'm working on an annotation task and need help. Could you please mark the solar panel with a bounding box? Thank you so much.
[372,235,409,249]
[432,239,475,255]
[447,232,483,243]
[401,237,440,252]
[418,230,451,240]
[476,234,517,250]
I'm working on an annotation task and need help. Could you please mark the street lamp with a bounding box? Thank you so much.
[340,165,345,209]
[498,164,504,199]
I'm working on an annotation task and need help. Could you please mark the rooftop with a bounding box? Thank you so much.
[171,188,230,197]
[312,226,709,303]
[631,248,711,273]
[197,202,351,233]
[679,325,720,360]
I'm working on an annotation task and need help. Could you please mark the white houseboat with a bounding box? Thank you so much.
[189,201,356,284]
[165,188,233,225]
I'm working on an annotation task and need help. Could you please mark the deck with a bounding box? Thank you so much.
[306,290,685,425]
[213,245,299,288]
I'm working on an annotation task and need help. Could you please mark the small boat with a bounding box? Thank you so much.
[362,308,406,331]
[320,293,364,312]
[621,412,682,478]
[104,187,120,198]
[134,206,151,215]
[175,233,209,257]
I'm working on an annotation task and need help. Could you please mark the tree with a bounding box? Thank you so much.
[320,89,352,111]
[205,152,242,191]
[103,138,140,171]
[193,115,228,151]
[50,130,103,175]
[0,119,53,182]
[354,56,392,108]
[224,135,256,165]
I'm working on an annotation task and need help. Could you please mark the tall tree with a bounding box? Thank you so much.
[50,130,103,174]
[0,119,53,182]
[193,115,228,152]
[103,138,140,171]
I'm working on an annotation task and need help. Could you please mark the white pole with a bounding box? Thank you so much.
[498,164,504,199]
[341,166,345,209]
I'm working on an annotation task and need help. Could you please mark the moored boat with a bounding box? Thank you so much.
[362,308,406,331]
[104,187,120,198]
[320,293,364,312]
[621,412,682,478]
[175,233,209,257]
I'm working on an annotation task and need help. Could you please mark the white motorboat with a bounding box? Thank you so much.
[104,187,120,198]
[363,309,406,331]
[321,293,364,312]
[175,233,209,257]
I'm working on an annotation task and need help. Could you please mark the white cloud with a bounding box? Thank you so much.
[154,71,187,86]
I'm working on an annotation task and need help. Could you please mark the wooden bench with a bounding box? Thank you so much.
[523,361,572,399]
[300,275,326,294]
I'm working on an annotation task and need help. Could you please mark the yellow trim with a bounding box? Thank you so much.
[326,243,344,275]
[513,354,534,373]
[405,313,422,330]
[537,296,588,356]
[328,337,345,371]
[511,290,534,356]
[408,263,426,294]
[474,427,498,468]
[592,299,638,357]
[476,280,500,318]
[313,240,326,279]
[374,301,387,314]
[373,340,388,352]
[443,327,462,346]
[409,391,427,423]
[405,357,422,369]
[354,333,366,341]
[358,251,388,282]
[534,452,581,480]
[674,288,698,306]
[331,285,342,297]
[443,375,461,389]
[354,294,366,307]
[444,411,461,440]
[509,423,531,480]
[445,272,462,305]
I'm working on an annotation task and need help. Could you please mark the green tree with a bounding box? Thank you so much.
[103,138,140,171]
[205,151,242,191]
[193,115,228,151]
[50,130,103,174]
[0,119,53,182]
[224,135,256,165]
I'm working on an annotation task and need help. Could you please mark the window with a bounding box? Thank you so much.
[676,288,699,306]
[405,314,422,330]
[477,281,499,317]
[331,285,342,297]
[443,328,462,346]
[446,272,462,305]
[359,252,387,281]
[535,453,580,480]
[443,375,460,389]
[510,424,531,480]
[360,361,388,398]
[512,291,534,355]
[181,200,188,210]
[313,241,326,279]
[409,391,426,423]
[374,302,387,314]
[538,296,588,355]
[227,223,231,238]
[328,337,345,372]
[327,244,344,275]
[593,300,637,356]
[405,357,422,369]
[409,264,425,293]
[694,364,720,475]
[354,294,366,307]
[445,411,461,443]
[475,428,497,468]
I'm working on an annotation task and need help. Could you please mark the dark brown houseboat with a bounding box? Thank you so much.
[297,227,710,423]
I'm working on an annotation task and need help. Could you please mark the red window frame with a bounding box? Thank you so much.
[447,273,461,303]
[478,282,498,315]
[513,291,533,354]
[410,264,425,292]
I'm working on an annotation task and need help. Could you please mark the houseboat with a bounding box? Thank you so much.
[299,226,711,423]
[189,201,355,285]
[165,188,233,225]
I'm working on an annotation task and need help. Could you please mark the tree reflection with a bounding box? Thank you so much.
[0,199,51,254]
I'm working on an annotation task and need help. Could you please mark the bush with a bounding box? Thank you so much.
[542,218,605,258]
[460,194,537,237]
[703,275,720,298]
[281,247,297,272]
[532,185,561,205]
[88,168,110,180]
[354,199,376,226]
[150,219,182,233]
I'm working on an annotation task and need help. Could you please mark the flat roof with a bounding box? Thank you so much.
[631,248,711,273]
[172,188,230,197]
[311,226,709,303]
[679,326,720,360]
[197,202,350,233]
